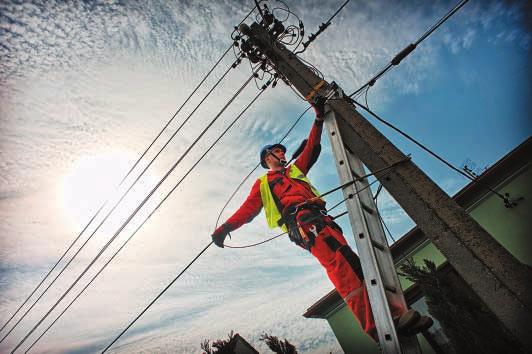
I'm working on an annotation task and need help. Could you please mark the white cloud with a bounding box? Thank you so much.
[0,0,528,353]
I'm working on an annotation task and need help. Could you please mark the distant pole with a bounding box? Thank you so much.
[246,21,532,353]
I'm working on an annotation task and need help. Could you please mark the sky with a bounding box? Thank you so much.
[0,0,530,353]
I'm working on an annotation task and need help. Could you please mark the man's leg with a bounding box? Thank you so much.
[310,223,405,340]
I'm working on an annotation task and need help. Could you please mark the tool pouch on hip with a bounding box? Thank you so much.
[285,216,310,250]
[285,208,326,251]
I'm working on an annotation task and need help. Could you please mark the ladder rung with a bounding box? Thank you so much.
[350,169,362,180]
[351,170,368,184]
[371,239,386,251]
[384,284,397,293]
[344,143,354,155]
[361,203,375,214]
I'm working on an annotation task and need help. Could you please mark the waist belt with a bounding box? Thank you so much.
[280,204,341,251]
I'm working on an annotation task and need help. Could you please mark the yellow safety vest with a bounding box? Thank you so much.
[259,164,322,231]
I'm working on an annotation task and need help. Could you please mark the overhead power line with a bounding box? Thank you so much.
[0,3,262,340]
[217,0,466,231]
[102,158,404,351]
[13,0,475,350]
[349,0,470,98]
[215,106,312,229]
[1,58,238,346]
[295,0,351,54]
[96,87,269,354]
[350,99,514,206]
[372,183,397,245]
[101,242,213,354]
[10,73,256,354]
[24,83,270,354]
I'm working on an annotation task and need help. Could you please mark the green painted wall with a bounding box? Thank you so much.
[468,165,532,266]
[328,307,379,354]
[328,306,436,354]
[324,163,532,353]
[395,242,446,291]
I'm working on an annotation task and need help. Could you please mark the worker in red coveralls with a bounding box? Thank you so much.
[211,97,433,341]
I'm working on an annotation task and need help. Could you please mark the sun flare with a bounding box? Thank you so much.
[60,151,156,233]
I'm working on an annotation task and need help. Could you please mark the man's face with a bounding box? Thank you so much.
[265,147,286,169]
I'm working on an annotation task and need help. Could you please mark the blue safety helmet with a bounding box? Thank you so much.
[260,143,286,168]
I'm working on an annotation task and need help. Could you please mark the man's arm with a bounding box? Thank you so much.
[294,96,325,175]
[294,119,323,175]
[212,179,262,247]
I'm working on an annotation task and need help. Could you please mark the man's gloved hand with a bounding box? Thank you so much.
[211,223,232,248]
[311,95,327,121]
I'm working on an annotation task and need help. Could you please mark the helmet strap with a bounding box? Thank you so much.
[266,149,287,167]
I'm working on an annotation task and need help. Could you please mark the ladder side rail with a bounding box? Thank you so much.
[325,111,403,353]
[345,148,404,300]
[341,133,421,354]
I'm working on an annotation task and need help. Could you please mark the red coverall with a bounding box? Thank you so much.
[217,120,404,339]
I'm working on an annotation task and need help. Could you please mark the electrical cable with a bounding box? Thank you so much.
[0,3,263,339]
[101,241,213,353]
[295,0,351,54]
[349,0,469,98]
[224,209,349,250]
[23,84,270,354]
[224,159,406,249]
[102,204,350,352]
[325,178,380,214]
[215,106,312,229]
[254,0,265,20]
[222,0,471,234]
[416,0,470,46]
[374,185,397,245]
[10,73,256,354]
[350,98,513,205]
[1,58,239,346]
[99,145,404,352]
[0,46,233,341]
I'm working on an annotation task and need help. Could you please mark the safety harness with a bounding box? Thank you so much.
[258,164,340,250]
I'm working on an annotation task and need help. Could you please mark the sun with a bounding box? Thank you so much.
[59,151,156,234]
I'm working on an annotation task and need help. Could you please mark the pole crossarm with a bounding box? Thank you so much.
[246,20,532,353]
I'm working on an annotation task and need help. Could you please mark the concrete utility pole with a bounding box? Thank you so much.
[244,21,532,353]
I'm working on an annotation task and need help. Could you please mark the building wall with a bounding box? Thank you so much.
[468,163,532,266]
[325,162,532,353]
[327,305,436,354]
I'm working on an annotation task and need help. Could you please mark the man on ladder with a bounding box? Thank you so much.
[211,97,432,342]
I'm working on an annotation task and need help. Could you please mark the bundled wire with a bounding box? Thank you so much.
[98,78,269,354]
[1,3,262,345]
[295,0,351,54]
[373,184,397,245]
[2,57,239,347]
[223,156,408,249]
[349,0,470,98]
[23,82,271,354]
[10,72,257,353]
[350,99,516,207]
[0,45,233,342]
